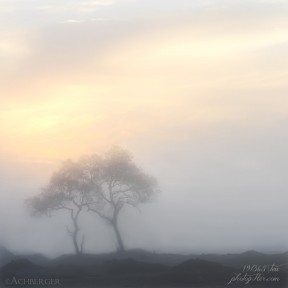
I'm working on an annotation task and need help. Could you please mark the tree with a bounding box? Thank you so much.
[27,160,96,255]
[27,147,158,254]
[85,147,158,252]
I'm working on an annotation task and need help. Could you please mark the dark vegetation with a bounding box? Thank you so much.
[1,248,287,287]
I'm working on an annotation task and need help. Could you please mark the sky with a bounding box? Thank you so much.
[0,0,288,256]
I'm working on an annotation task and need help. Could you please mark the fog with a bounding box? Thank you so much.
[1,125,287,256]
[0,0,287,257]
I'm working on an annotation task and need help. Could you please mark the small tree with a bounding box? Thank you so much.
[85,147,158,252]
[27,160,95,254]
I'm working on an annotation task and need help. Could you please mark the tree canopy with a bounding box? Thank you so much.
[27,147,158,253]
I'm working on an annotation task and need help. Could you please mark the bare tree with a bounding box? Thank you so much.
[85,147,158,252]
[27,160,95,255]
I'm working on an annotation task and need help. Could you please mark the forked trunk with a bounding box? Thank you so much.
[68,209,84,255]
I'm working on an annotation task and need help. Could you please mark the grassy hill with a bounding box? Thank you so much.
[1,249,287,287]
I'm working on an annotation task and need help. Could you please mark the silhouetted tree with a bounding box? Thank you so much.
[27,147,158,253]
[84,147,158,252]
[27,160,95,255]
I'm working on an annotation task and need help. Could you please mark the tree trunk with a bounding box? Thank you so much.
[111,220,125,252]
[68,209,83,255]
[73,233,80,254]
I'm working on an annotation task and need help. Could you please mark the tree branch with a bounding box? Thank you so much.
[87,206,112,222]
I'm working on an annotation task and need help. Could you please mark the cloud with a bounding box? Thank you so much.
[80,0,114,7]
[0,0,115,28]
[63,19,83,23]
